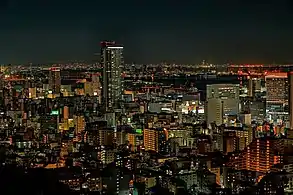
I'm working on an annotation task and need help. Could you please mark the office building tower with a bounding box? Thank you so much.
[207,84,240,100]
[74,115,85,134]
[265,72,288,123]
[127,132,143,152]
[116,130,127,146]
[100,41,124,111]
[92,73,101,97]
[266,73,288,102]
[98,128,115,146]
[101,148,115,165]
[223,131,238,154]
[48,67,61,94]
[206,98,223,126]
[239,113,251,125]
[223,127,250,151]
[84,81,93,96]
[289,72,293,129]
[248,77,253,97]
[206,84,240,125]
[254,78,262,92]
[247,77,262,97]
[250,100,265,123]
[84,127,114,147]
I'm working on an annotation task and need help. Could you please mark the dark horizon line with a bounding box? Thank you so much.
[3,60,293,66]
[0,60,293,66]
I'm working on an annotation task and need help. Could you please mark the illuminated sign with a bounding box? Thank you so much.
[136,129,142,134]
[107,46,123,49]
[51,110,59,115]
[198,109,204,114]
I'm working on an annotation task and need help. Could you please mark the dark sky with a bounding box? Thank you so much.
[0,0,293,64]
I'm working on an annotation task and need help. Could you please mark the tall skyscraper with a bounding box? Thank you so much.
[100,41,124,111]
[48,67,61,94]
[288,72,293,129]
[265,72,288,123]
[266,72,288,103]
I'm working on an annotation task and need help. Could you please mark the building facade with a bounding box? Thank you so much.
[101,41,124,111]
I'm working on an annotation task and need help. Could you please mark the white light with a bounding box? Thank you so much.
[107,47,123,49]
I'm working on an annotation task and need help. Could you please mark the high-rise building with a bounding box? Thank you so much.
[250,100,265,123]
[223,131,238,154]
[92,73,101,97]
[84,81,93,96]
[48,67,61,94]
[100,41,124,111]
[206,84,240,125]
[288,72,293,129]
[127,132,143,152]
[266,73,288,102]
[223,127,250,152]
[84,124,114,146]
[207,84,240,100]
[98,128,114,146]
[74,115,85,134]
[248,77,253,97]
[265,72,288,123]
[247,77,262,97]
[206,98,223,126]
[143,128,168,153]
[227,137,283,173]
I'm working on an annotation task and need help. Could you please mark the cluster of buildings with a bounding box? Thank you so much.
[1,42,293,194]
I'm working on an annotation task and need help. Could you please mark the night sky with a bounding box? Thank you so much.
[0,0,293,64]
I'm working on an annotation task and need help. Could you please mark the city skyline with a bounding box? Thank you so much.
[2,1,293,193]
[1,1,293,64]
